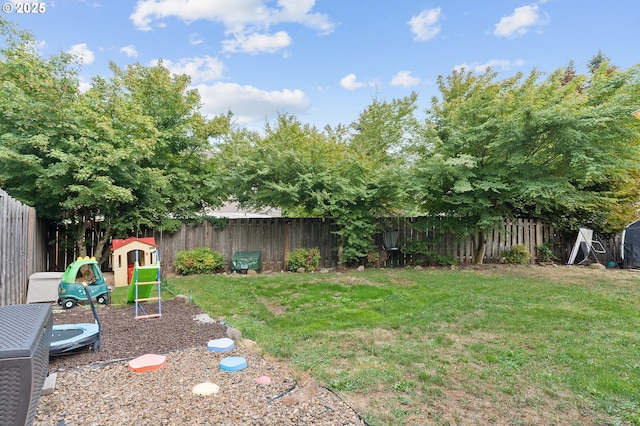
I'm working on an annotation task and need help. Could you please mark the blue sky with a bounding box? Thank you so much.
[3,0,639,130]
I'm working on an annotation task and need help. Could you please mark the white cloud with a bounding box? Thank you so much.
[130,0,325,30]
[153,55,224,84]
[76,0,101,7]
[193,82,310,125]
[272,0,334,35]
[494,5,549,38]
[189,33,203,45]
[78,77,91,93]
[129,0,334,53]
[67,43,95,65]
[453,59,525,73]
[390,71,421,87]
[33,40,47,53]
[221,31,292,54]
[119,45,138,58]
[340,73,368,90]
[408,7,442,41]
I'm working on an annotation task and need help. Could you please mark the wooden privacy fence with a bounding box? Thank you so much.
[137,217,594,273]
[0,186,627,304]
[374,217,562,265]
[0,190,47,305]
[40,216,624,274]
[144,218,340,273]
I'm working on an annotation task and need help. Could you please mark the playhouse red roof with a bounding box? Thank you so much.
[111,237,157,251]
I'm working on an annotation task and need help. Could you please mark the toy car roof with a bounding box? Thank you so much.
[61,256,101,282]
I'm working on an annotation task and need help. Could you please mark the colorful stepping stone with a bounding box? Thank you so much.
[219,356,247,372]
[127,353,166,372]
[192,382,220,395]
[255,375,272,385]
[207,337,235,352]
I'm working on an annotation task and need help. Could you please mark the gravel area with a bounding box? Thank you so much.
[35,298,366,425]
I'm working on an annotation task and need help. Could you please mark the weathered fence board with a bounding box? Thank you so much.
[0,190,47,305]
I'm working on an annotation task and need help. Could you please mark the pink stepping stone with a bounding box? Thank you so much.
[128,353,167,372]
[255,375,272,385]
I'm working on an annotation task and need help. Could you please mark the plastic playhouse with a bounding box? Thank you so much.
[58,256,110,309]
[111,237,158,287]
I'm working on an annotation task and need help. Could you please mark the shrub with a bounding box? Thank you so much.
[366,251,380,268]
[287,247,321,272]
[400,240,458,266]
[366,250,389,268]
[434,253,458,266]
[174,247,224,275]
[400,240,429,265]
[536,243,558,262]
[502,244,530,264]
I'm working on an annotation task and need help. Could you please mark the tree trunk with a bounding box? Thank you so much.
[75,218,88,259]
[93,222,112,266]
[474,230,487,264]
[337,243,345,270]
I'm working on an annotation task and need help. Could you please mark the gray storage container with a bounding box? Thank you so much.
[0,304,52,426]
[27,272,64,304]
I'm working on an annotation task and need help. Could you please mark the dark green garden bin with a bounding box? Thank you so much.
[231,251,262,272]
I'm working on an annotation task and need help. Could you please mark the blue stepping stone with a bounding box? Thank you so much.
[220,356,247,372]
[207,337,235,352]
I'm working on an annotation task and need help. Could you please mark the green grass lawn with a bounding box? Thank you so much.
[164,266,640,425]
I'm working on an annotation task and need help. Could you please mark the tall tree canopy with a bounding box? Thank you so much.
[412,61,640,262]
[214,97,417,265]
[0,18,231,262]
[0,18,79,210]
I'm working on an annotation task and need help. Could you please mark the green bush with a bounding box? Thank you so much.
[433,253,458,266]
[174,247,224,275]
[287,247,321,272]
[400,240,458,266]
[536,243,558,262]
[502,244,530,264]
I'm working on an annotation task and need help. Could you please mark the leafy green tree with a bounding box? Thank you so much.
[0,18,79,210]
[337,94,418,260]
[347,92,420,162]
[215,114,339,216]
[413,63,640,263]
[47,74,160,259]
[104,62,231,235]
[587,50,611,75]
[215,102,415,265]
[215,114,363,262]
[0,19,231,262]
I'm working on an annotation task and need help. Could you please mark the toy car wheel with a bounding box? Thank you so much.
[96,293,108,305]
[57,298,62,306]
[62,299,76,309]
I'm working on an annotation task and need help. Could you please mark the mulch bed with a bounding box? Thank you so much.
[40,298,368,425]
[49,297,228,372]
